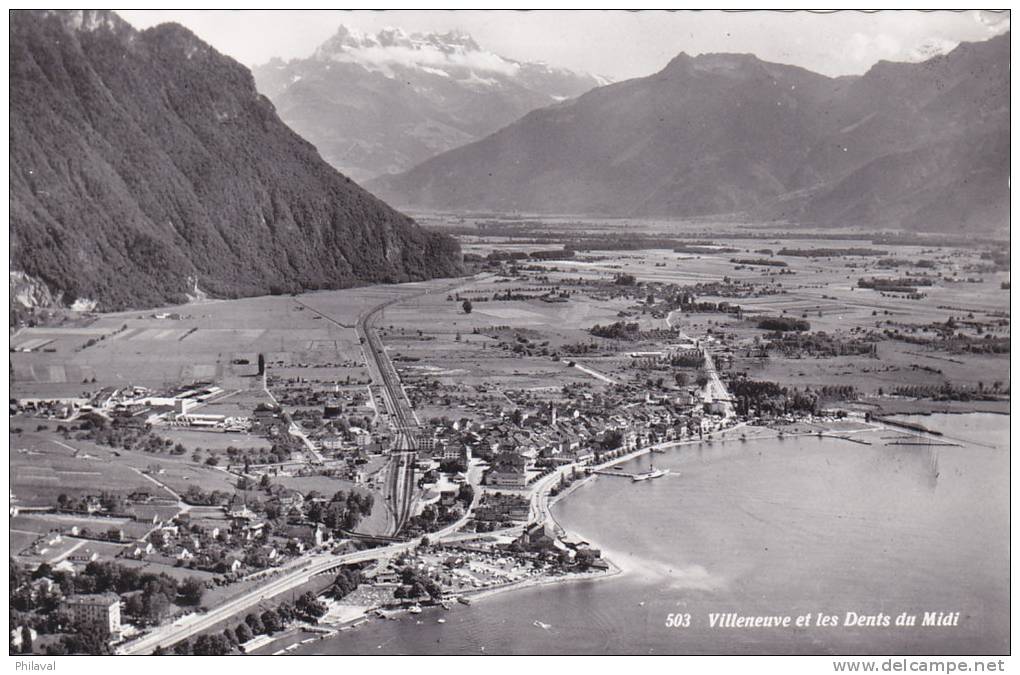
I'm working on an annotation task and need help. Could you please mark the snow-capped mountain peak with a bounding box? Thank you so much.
[253,23,607,181]
[313,24,514,78]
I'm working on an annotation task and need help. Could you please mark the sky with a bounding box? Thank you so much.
[118,9,1010,81]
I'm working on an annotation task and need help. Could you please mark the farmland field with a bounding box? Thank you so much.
[10,220,1009,569]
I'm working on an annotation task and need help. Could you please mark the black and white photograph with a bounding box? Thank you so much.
[6,6,1012,665]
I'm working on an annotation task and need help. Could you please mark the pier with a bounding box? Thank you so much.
[593,469,645,479]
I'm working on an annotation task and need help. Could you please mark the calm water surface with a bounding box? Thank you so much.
[297,414,1008,655]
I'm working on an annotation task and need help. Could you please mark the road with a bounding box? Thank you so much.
[118,276,502,653]
[120,458,485,655]
[563,359,619,385]
[529,466,573,537]
[261,368,324,463]
[118,540,417,655]
[298,284,473,536]
[666,310,734,420]
[292,293,422,534]
[702,349,735,420]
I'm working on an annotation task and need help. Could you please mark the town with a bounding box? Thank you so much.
[10,225,1010,655]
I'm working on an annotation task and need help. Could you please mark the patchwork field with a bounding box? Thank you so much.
[10,429,157,506]
[10,225,1009,567]
[10,287,422,396]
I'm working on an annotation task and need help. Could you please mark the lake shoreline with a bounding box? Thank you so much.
[286,411,1005,655]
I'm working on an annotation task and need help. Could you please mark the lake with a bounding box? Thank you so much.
[296,413,1008,655]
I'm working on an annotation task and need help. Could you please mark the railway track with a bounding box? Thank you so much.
[358,297,422,534]
[296,291,425,535]
[296,279,472,536]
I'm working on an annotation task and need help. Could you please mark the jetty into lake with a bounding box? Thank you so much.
[594,469,647,478]
[594,467,669,481]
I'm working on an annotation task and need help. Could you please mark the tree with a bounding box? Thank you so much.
[601,429,624,450]
[295,591,327,621]
[234,623,253,644]
[144,591,172,621]
[65,626,112,655]
[327,567,363,600]
[193,633,231,656]
[244,613,264,635]
[124,593,146,618]
[178,576,205,606]
[260,609,282,634]
[614,273,636,286]
[462,299,473,314]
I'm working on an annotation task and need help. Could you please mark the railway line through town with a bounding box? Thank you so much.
[295,279,474,536]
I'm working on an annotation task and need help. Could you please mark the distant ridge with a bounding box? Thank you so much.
[369,33,1008,234]
[10,10,462,311]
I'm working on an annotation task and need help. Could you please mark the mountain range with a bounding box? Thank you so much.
[10,10,462,311]
[252,26,606,182]
[369,33,1009,234]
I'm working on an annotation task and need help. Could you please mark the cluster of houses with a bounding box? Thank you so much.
[472,492,530,524]
[410,391,728,493]
[18,487,338,591]
[514,522,608,570]
[118,492,334,575]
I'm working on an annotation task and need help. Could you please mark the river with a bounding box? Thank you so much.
[294,413,1008,655]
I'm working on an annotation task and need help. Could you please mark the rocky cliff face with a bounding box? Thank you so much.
[10,10,462,311]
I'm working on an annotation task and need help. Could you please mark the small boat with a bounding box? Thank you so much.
[632,465,669,482]
[533,620,551,630]
[408,605,422,614]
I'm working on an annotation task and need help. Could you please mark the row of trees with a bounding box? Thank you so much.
[160,590,329,655]
[757,316,810,332]
[589,321,640,340]
[729,378,825,416]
